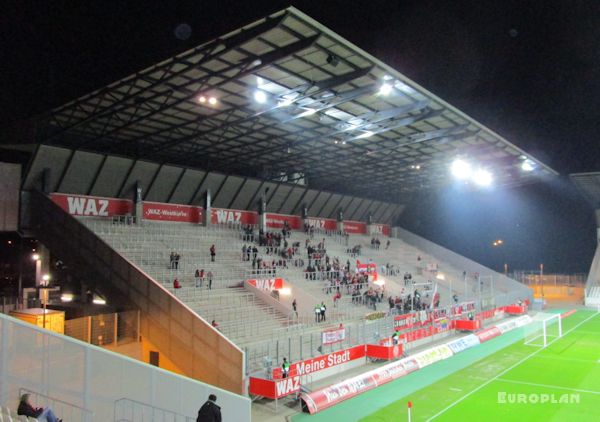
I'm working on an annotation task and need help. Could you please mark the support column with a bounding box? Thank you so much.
[366,212,374,235]
[134,181,143,223]
[301,204,309,231]
[203,189,212,226]
[258,192,267,232]
[336,208,344,233]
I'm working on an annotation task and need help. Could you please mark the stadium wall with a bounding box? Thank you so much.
[25,190,246,394]
[0,313,251,421]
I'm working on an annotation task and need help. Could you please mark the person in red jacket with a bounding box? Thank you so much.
[173,278,181,289]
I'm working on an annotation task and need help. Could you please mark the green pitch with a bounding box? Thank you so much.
[293,310,600,422]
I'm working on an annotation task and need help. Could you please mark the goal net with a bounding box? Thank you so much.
[524,313,563,348]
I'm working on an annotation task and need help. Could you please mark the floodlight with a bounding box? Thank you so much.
[254,90,267,103]
[521,160,535,172]
[474,169,493,187]
[32,254,40,261]
[61,294,74,303]
[197,96,206,103]
[379,83,393,96]
[208,97,217,105]
[93,297,107,305]
[451,159,471,180]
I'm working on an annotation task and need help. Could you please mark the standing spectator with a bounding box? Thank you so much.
[333,291,341,307]
[314,303,321,322]
[169,252,175,269]
[320,301,327,322]
[386,239,391,250]
[173,278,181,289]
[207,270,213,290]
[292,299,298,317]
[211,320,220,331]
[281,357,290,378]
[242,244,247,261]
[197,394,221,422]
[194,269,201,287]
[210,244,216,262]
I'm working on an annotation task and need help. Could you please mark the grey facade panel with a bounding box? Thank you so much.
[345,197,364,220]
[308,191,329,216]
[213,176,245,208]
[355,199,374,221]
[298,189,319,215]
[23,145,72,192]
[268,184,292,214]
[230,179,261,210]
[196,172,226,204]
[91,155,134,198]
[145,165,184,203]
[170,169,206,205]
[120,161,160,199]
[320,193,342,218]
[335,196,354,219]
[279,186,305,214]
[59,150,104,194]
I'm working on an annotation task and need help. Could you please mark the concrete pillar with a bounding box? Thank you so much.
[301,204,309,231]
[336,208,344,232]
[366,212,373,235]
[134,182,143,223]
[258,193,267,232]
[203,189,212,226]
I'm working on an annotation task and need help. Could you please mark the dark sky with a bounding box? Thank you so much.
[1,0,598,273]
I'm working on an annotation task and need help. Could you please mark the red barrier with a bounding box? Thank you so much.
[50,193,133,217]
[305,217,337,231]
[454,319,481,331]
[272,345,365,379]
[366,343,403,360]
[504,305,527,315]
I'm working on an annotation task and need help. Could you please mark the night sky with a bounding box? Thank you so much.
[1,0,598,273]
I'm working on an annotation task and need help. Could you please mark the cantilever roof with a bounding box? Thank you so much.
[35,7,557,200]
[571,172,600,208]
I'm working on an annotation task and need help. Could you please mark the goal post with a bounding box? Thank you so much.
[524,313,562,348]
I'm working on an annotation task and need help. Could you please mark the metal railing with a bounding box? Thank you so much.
[114,398,195,422]
[19,388,94,422]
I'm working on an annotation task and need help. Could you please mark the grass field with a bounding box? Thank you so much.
[364,310,600,422]
[293,310,600,422]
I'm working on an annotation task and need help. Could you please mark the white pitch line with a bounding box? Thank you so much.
[426,312,599,421]
[448,388,462,392]
[495,378,600,395]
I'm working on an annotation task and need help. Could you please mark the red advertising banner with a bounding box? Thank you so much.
[305,217,337,231]
[475,326,502,343]
[246,278,284,291]
[272,345,365,379]
[371,223,391,236]
[211,208,258,225]
[50,193,133,217]
[266,213,302,230]
[300,356,418,414]
[249,375,301,399]
[322,327,346,345]
[343,220,367,234]
[142,202,202,223]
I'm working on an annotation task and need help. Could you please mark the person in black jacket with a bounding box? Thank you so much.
[17,393,62,422]
[197,394,221,422]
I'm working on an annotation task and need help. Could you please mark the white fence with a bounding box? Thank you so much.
[0,313,251,421]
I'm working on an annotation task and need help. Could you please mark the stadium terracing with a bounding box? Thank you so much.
[1,7,573,421]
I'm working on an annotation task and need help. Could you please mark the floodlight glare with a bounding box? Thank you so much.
[379,83,393,96]
[521,160,535,172]
[208,97,217,105]
[474,169,493,187]
[357,131,374,139]
[32,253,40,261]
[451,159,472,180]
[254,90,267,103]
[277,98,293,107]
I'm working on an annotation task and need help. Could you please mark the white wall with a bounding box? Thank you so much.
[0,313,250,421]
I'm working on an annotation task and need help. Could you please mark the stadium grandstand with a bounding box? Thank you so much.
[1,6,598,422]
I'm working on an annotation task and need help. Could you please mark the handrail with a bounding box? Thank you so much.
[19,387,94,422]
[114,397,195,422]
